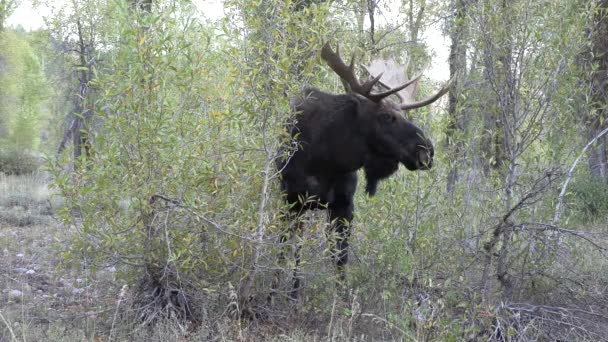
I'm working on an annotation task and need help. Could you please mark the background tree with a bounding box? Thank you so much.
[0,27,48,178]
[0,30,46,149]
[0,0,18,31]
[585,0,608,180]
[445,0,466,192]
[46,0,109,166]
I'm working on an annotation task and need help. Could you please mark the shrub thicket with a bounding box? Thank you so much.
[0,148,39,175]
[568,172,608,219]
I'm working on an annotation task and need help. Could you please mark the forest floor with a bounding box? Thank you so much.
[3,172,608,341]
[0,173,221,341]
[0,172,111,341]
[0,173,321,341]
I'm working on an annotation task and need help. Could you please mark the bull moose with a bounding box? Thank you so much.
[273,43,450,301]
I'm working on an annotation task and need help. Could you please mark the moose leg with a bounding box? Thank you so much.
[328,203,353,290]
[327,174,356,294]
[290,229,303,301]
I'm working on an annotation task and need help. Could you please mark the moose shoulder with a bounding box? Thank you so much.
[273,43,450,301]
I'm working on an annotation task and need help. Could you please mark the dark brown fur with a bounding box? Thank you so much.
[275,87,434,299]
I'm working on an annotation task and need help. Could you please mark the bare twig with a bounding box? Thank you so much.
[148,193,265,242]
[110,284,129,341]
[515,222,608,258]
[328,295,337,340]
[0,310,16,341]
[361,313,412,338]
[505,303,608,339]
[483,170,559,298]
[408,172,422,252]
[507,303,608,321]
[503,169,559,223]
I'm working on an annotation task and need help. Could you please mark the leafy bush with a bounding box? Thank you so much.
[568,172,608,219]
[0,148,40,175]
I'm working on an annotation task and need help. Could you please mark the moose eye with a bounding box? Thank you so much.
[380,113,394,123]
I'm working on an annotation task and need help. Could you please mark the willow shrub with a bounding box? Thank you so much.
[48,0,331,319]
[49,1,259,297]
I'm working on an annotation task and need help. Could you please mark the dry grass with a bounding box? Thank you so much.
[0,173,229,341]
[0,172,54,227]
[0,172,102,341]
[0,172,51,203]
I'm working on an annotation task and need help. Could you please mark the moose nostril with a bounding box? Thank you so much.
[418,148,433,169]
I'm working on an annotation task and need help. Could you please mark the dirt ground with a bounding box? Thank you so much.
[0,173,125,340]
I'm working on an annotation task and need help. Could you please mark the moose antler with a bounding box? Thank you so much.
[361,63,422,104]
[321,42,452,109]
[399,79,452,111]
[321,42,412,103]
[366,59,453,110]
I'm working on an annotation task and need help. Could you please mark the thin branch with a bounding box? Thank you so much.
[149,194,270,243]
[503,169,559,223]
[554,126,608,222]
[515,222,608,258]
[507,302,608,326]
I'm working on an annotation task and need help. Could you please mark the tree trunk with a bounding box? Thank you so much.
[406,0,427,71]
[446,0,467,192]
[479,0,517,298]
[480,0,512,177]
[56,16,94,167]
[587,0,608,181]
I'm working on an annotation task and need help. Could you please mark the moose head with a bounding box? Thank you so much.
[319,42,448,195]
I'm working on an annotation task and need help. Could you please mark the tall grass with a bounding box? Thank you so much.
[0,171,54,226]
[0,172,50,202]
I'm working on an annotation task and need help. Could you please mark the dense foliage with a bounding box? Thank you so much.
[0,28,47,174]
[1,0,608,340]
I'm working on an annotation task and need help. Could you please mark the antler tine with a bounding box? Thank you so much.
[362,64,407,104]
[321,42,384,97]
[367,74,422,103]
[400,78,454,111]
[348,51,355,72]
[321,42,361,93]
[322,42,444,105]
[360,73,383,96]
